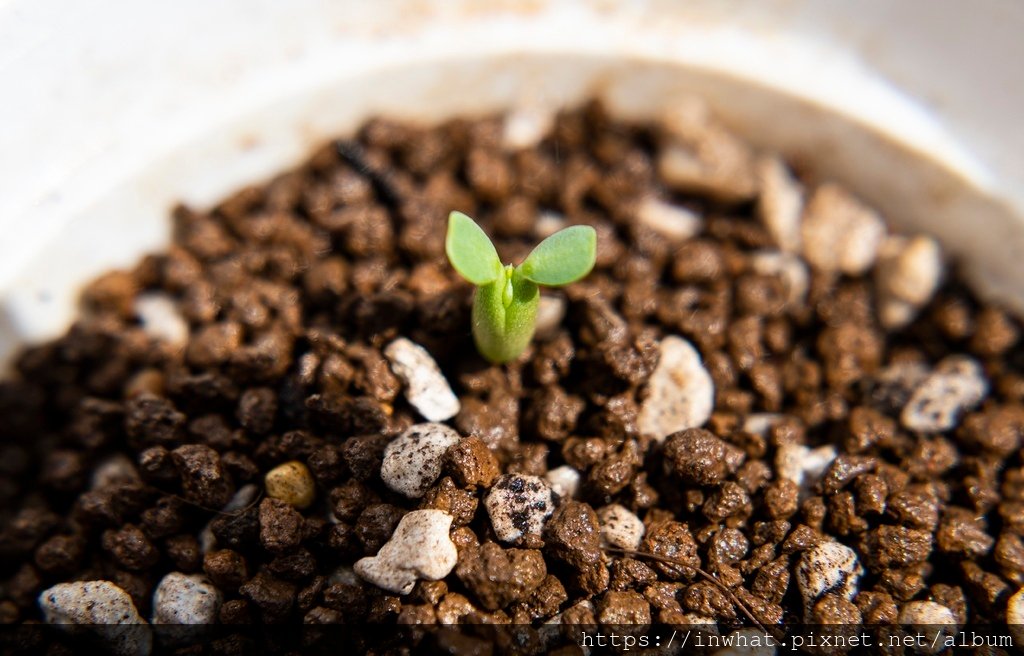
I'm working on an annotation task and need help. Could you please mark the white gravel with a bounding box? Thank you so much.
[384,338,460,422]
[749,251,809,308]
[757,156,803,253]
[354,509,458,595]
[535,295,567,339]
[597,504,645,551]
[39,580,152,656]
[151,572,221,625]
[134,292,188,347]
[901,356,988,432]
[91,454,140,489]
[544,465,581,499]
[800,183,886,275]
[636,196,703,242]
[776,443,838,489]
[485,473,556,543]
[638,335,714,442]
[795,541,863,619]
[381,422,462,498]
[898,601,957,655]
[876,235,943,328]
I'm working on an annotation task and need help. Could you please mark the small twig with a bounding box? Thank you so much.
[604,546,783,641]
[140,482,264,517]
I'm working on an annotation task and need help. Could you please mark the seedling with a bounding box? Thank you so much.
[445,211,596,364]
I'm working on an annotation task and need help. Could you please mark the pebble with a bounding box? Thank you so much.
[741,413,784,437]
[503,105,554,150]
[380,422,462,498]
[638,335,714,442]
[91,454,141,489]
[353,509,458,595]
[535,295,567,339]
[597,504,645,550]
[898,600,956,626]
[898,601,957,655]
[776,443,837,488]
[535,211,567,239]
[876,235,943,306]
[901,356,988,432]
[800,183,886,275]
[151,572,221,624]
[756,156,803,253]
[636,196,703,242]
[749,251,809,307]
[544,465,581,499]
[1008,588,1024,645]
[264,460,316,509]
[876,235,943,328]
[658,100,758,203]
[39,580,152,656]
[134,292,189,347]
[384,338,460,422]
[795,541,863,618]
[485,474,556,543]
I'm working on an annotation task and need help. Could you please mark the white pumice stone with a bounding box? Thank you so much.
[636,196,703,241]
[800,183,886,275]
[40,580,152,656]
[597,504,645,550]
[638,335,714,442]
[353,509,457,595]
[152,572,221,624]
[199,484,259,553]
[750,250,809,307]
[381,422,461,498]
[741,413,784,437]
[264,461,316,509]
[535,211,567,238]
[384,338,460,422]
[535,295,567,339]
[91,454,141,489]
[898,600,956,626]
[658,101,758,203]
[901,356,988,432]
[757,156,803,253]
[713,628,778,656]
[1008,587,1024,624]
[1008,588,1024,644]
[876,235,943,306]
[544,465,581,499]
[485,474,556,543]
[795,541,863,619]
[776,443,838,488]
[898,601,957,654]
[134,292,188,347]
[503,105,554,150]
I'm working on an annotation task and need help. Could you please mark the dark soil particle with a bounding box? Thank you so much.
[3,101,1024,642]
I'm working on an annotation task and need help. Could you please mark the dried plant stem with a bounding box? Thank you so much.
[604,546,783,640]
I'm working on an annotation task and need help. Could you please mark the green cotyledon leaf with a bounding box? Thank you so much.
[518,224,597,286]
[446,211,502,285]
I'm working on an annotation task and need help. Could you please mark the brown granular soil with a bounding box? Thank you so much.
[2,101,1023,638]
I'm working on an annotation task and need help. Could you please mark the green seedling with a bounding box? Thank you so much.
[446,211,597,364]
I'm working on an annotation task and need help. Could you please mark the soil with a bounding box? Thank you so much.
[2,101,1024,651]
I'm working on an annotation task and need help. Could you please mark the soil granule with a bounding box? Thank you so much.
[2,101,1024,649]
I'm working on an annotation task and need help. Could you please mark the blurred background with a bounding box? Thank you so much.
[0,0,1021,368]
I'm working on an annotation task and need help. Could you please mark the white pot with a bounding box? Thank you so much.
[1,0,1021,368]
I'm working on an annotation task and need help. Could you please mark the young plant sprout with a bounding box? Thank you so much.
[446,211,597,364]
